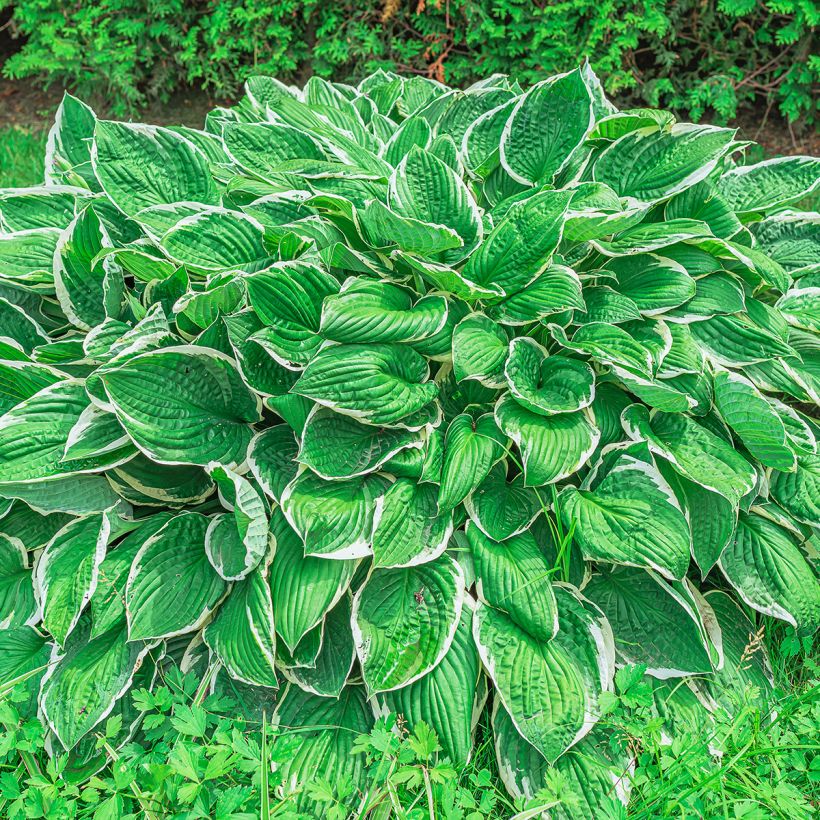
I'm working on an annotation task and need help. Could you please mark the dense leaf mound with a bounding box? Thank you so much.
[0,67,818,813]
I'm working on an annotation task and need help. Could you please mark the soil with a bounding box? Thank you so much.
[0,77,817,157]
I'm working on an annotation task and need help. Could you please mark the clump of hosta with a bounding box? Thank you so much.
[1,65,819,813]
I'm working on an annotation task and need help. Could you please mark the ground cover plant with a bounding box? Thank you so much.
[0,65,818,816]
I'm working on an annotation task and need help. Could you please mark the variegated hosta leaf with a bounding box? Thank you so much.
[769,452,819,527]
[101,346,261,468]
[500,69,593,185]
[560,453,691,580]
[661,468,736,578]
[451,313,508,387]
[205,464,269,581]
[281,469,388,559]
[464,463,541,541]
[460,190,572,294]
[439,412,507,510]
[473,601,594,763]
[271,686,374,814]
[40,621,154,749]
[35,512,113,646]
[376,605,482,767]
[592,124,735,203]
[715,156,820,214]
[245,261,340,369]
[0,381,112,485]
[505,338,595,416]
[719,512,820,636]
[292,343,438,427]
[247,425,299,503]
[282,594,355,698]
[268,508,357,651]
[352,556,464,693]
[713,371,795,471]
[93,121,218,215]
[495,395,600,486]
[371,478,453,568]
[622,404,756,504]
[126,512,227,641]
[320,279,448,344]
[0,626,51,706]
[0,534,37,628]
[298,405,421,480]
[203,561,278,688]
[467,524,558,642]
[584,567,715,677]
[493,703,629,815]
[390,146,482,263]
[704,590,773,711]
[90,513,172,638]
[54,205,124,331]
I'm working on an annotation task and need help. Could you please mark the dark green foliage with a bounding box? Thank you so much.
[1,0,817,123]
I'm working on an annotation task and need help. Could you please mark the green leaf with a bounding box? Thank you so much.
[464,463,541,541]
[299,405,421,480]
[500,69,592,184]
[247,425,299,503]
[205,464,269,580]
[293,343,438,428]
[246,261,340,369]
[45,93,100,190]
[584,567,714,676]
[101,345,261,468]
[93,121,218,215]
[203,561,278,688]
[223,122,326,180]
[439,413,507,510]
[126,512,227,641]
[467,524,558,641]
[495,395,599,486]
[486,264,584,325]
[352,556,464,693]
[281,469,388,559]
[473,601,592,763]
[160,208,270,272]
[371,478,453,568]
[54,205,124,331]
[461,190,572,295]
[272,686,373,813]
[451,313,508,388]
[593,124,735,203]
[268,508,357,651]
[320,279,447,344]
[719,512,820,636]
[505,338,595,416]
[713,370,795,471]
[716,156,820,214]
[377,606,481,767]
[622,404,756,504]
[769,452,820,527]
[603,254,695,315]
[40,623,152,750]
[704,590,773,711]
[0,534,37,628]
[35,513,113,646]
[389,146,482,263]
[560,452,691,580]
[281,595,355,698]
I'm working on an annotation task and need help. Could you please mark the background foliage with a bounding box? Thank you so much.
[0,0,817,123]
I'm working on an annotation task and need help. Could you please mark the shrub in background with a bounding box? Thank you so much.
[0,66,818,814]
[0,0,817,124]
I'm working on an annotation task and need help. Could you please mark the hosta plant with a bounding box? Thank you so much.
[0,65,818,815]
